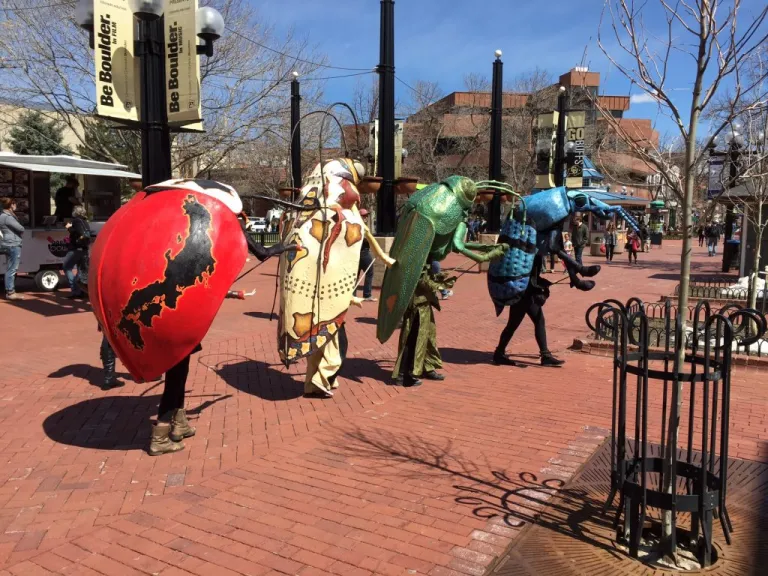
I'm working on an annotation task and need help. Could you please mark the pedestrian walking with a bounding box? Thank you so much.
[572,216,588,265]
[430,259,452,300]
[0,197,25,301]
[639,223,651,252]
[706,222,720,256]
[62,205,91,299]
[626,230,640,265]
[603,222,617,262]
[492,254,564,368]
[698,225,706,247]
[356,209,376,302]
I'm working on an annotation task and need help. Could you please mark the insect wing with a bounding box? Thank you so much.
[376,210,435,343]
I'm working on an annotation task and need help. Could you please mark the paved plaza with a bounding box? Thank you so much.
[0,242,765,575]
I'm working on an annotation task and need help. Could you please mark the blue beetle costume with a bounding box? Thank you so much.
[488,187,640,315]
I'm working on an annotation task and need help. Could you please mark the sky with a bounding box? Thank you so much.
[253,0,768,141]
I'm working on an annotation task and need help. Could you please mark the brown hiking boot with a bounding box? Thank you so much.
[149,423,184,456]
[170,408,196,442]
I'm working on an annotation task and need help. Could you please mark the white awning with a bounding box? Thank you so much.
[0,153,141,179]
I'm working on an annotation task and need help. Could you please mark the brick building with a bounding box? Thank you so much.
[350,67,661,199]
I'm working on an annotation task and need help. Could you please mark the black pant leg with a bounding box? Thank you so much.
[358,250,374,298]
[496,297,529,354]
[159,354,191,420]
[100,336,116,384]
[527,301,549,354]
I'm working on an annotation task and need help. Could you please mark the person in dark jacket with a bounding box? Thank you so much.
[356,209,376,301]
[54,176,80,222]
[0,197,25,300]
[572,216,588,265]
[706,222,720,256]
[492,254,564,368]
[63,205,91,299]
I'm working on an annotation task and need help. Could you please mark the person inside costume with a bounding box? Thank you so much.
[393,265,456,387]
[356,208,376,302]
[149,217,296,457]
[492,254,565,368]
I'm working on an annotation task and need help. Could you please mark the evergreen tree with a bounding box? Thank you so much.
[7,110,71,190]
[78,119,141,173]
[7,110,70,156]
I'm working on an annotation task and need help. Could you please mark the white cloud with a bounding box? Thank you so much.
[630,93,660,104]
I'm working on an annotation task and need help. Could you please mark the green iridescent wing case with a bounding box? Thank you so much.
[376,209,435,343]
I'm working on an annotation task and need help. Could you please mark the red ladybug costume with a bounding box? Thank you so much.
[89,179,297,456]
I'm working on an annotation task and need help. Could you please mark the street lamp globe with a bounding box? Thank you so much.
[128,0,163,21]
[732,121,743,132]
[565,141,576,153]
[197,6,225,41]
[494,49,502,60]
[733,133,745,146]
[74,0,93,29]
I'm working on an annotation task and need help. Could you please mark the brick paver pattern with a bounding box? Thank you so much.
[0,241,766,575]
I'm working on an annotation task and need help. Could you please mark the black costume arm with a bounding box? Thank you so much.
[240,221,296,262]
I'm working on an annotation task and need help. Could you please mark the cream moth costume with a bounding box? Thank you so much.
[278,158,394,396]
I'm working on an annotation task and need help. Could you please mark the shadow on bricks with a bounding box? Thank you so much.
[42,395,159,450]
[48,363,132,387]
[10,292,91,317]
[337,356,393,384]
[338,426,619,555]
[216,359,304,401]
[244,310,277,321]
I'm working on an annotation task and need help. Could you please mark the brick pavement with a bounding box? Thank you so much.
[0,241,766,575]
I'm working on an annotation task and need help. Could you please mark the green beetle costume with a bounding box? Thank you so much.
[376,175,509,343]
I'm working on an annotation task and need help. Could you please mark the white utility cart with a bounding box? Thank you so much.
[0,154,140,291]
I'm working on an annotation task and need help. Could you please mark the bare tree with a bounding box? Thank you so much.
[596,0,768,559]
[0,0,328,177]
[501,69,557,193]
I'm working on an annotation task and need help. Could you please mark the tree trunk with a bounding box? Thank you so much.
[748,209,763,311]
[660,7,709,556]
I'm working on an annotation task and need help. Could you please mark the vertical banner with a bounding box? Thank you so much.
[394,120,404,178]
[94,0,138,122]
[534,112,558,190]
[565,111,586,189]
[707,155,725,199]
[165,0,203,126]
[370,120,379,177]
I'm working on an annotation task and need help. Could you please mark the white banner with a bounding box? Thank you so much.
[165,0,202,126]
[94,0,138,122]
[394,120,404,178]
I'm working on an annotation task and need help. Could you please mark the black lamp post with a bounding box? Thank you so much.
[76,0,224,188]
[376,0,396,235]
[554,86,568,187]
[487,49,503,233]
[290,71,302,200]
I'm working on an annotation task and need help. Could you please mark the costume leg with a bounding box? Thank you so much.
[495,297,529,356]
[527,301,549,355]
[305,335,342,395]
[358,251,374,298]
[393,311,414,379]
[100,335,117,386]
[327,325,348,389]
[422,307,442,374]
[159,354,191,421]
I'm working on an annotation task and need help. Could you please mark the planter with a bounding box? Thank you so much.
[476,189,494,203]
[394,177,418,195]
[358,176,382,195]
